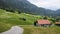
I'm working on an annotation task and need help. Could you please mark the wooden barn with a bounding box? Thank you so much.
[55,22,60,26]
[34,20,51,27]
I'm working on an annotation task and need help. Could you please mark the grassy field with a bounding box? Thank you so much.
[0,24,60,34]
[0,9,60,34]
[0,9,41,33]
[20,25,60,34]
[0,9,42,25]
[0,23,12,33]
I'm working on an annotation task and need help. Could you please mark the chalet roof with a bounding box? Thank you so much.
[55,22,60,24]
[37,20,51,24]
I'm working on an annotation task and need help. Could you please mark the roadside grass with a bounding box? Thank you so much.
[0,23,12,33]
[20,25,60,34]
[0,24,60,34]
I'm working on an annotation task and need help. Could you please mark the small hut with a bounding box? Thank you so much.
[55,22,60,26]
[34,20,51,27]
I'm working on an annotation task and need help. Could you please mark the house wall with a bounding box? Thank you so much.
[55,24,60,26]
[36,23,51,27]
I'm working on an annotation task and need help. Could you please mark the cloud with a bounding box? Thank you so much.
[27,0,60,10]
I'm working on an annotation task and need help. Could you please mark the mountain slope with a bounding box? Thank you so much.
[0,9,42,25]
[0,0,59,17]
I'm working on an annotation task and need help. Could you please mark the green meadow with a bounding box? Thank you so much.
[21,25,60,34]
[0,9,60,34]
[0,9,41,33]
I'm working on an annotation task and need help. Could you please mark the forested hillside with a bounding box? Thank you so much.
[0,0,60,17]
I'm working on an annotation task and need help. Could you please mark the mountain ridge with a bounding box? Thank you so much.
[0,0,60,17]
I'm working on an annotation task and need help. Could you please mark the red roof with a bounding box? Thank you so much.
[37,20,51,24]
[56,22,60,24]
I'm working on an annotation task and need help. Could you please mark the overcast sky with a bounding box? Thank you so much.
[27,0,60,10]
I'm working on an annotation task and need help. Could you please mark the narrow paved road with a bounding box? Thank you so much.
[0,26,24,34]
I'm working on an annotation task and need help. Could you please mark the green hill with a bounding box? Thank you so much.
[0,9,42,25]
[0,9,42,32]
[0,9,60,34]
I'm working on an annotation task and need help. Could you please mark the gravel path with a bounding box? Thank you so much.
[0,26,24,34]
